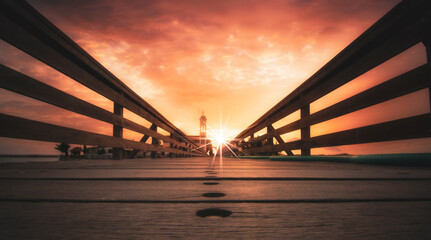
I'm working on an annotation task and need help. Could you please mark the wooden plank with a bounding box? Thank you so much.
[253,64,430,143]
[0,158,430,238]
[0,113,204,156]
[1,179,431,201]
[0,0,198,148]
[0,65,195,151]
[1,202,430,239]
[249,113,431,153]
[1,157,431,179]
[237,0,430,139]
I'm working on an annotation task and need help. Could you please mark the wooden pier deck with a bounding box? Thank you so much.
[1,157,431,239]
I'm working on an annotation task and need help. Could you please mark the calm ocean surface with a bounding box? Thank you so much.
[0,157,59,163]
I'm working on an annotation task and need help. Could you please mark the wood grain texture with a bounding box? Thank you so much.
[0,158,431,239]
[1,180,431,201]
[2,202,431,239]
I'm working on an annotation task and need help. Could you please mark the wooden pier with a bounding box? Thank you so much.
[1,0,431,239]
[1,157,431,239]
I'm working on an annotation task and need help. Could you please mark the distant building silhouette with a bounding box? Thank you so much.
[70,147,83,156]
[188,112,213,156]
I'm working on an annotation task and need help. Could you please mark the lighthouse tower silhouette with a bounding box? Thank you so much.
[199,112,207,153]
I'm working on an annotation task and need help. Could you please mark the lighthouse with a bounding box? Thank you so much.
[199,112,207,153]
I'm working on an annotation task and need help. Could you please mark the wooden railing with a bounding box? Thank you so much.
[235,0,431,156]
[0,0,206,159]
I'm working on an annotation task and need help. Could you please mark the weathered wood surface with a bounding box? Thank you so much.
[1,157,431,239]
[2,180,431,201]
[1,202,431,239]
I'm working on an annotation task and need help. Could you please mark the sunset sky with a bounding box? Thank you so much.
[0,0,429,155]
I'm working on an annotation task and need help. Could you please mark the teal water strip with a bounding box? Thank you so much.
[234,153,431,165]
[269,155,352,162]
[351,153,431,165]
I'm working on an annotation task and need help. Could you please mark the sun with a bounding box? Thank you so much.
[214,133,227,146]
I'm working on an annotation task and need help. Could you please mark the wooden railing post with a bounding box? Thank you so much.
[151,125,158,158]
[187,144,191,157]
[421,12,431,110]
[178,139,183,157]
[424,39,431,109]
[250,133,255,155]
[169,133,174,158]
[113,102,123,160]
[266,126,274,146]
[265,125,274,155]
[300,105,311,156]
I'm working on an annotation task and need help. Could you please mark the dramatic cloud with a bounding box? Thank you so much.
[2,0,428,154]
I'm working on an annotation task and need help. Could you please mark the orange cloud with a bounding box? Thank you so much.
[4,0,428,155]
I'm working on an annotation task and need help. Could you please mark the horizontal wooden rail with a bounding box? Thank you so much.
[248,113,431,154]
[249,64,430,144]
[0,0,198,148]
[234,0,431,157]
[0,64,196,151]
[0,113,205,157]
[237,0,430,139]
